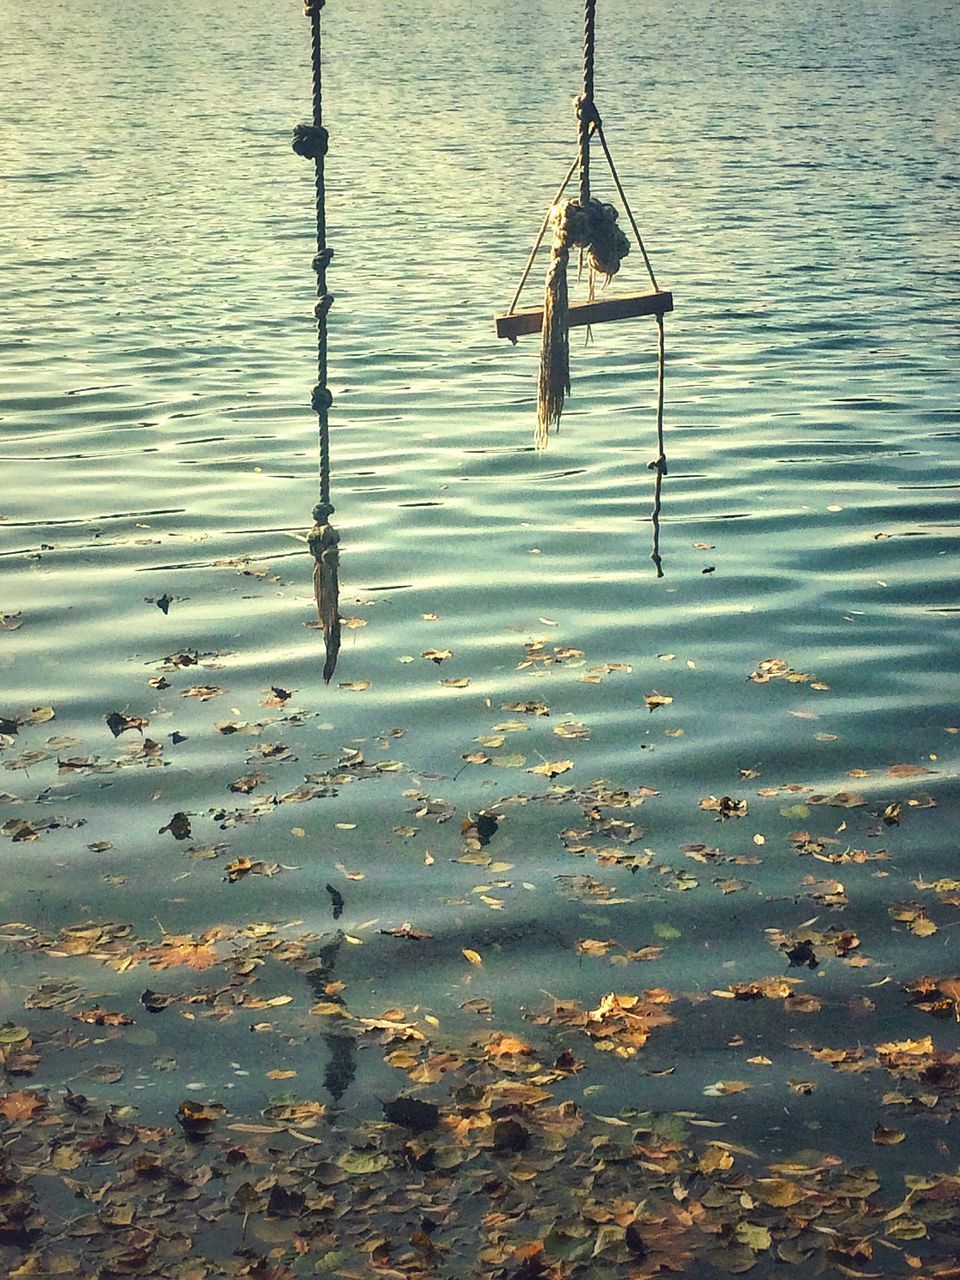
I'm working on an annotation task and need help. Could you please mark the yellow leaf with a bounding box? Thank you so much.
[462,948,483,967]
[698,1145,734,1173]
[910,916,938,937]
[753,1178,804,1208]
[527,759,573,778]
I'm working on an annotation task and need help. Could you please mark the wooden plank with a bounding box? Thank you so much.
[495,290,673,340]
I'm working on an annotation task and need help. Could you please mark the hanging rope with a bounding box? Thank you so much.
[578,0,596,208]
[536,0,632,443]
[528,0,672,462]
[650,312,667,575]
[295,0,340,683]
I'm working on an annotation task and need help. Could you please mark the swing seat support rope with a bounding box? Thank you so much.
[494,0,672,449]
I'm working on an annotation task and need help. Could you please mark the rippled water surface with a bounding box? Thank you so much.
[2,0,960,1272]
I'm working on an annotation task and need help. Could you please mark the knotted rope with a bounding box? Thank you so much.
[537,196,629,445]
[537,0,611,442]
[296,0,341,683]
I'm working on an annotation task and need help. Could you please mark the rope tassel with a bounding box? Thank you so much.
[309,512,341,684]
[537,240,571,447]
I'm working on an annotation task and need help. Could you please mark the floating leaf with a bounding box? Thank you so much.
[873,1123,906,1145]
[337,1149,391,1175]
[422,649,452,664]
[527,759,573,778]
[182,685,223,701]
[381,923,433,941]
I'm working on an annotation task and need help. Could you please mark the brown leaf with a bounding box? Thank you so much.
[0,1089,47,1121]
[72,1008,134,1027]
[177,1098,227,1135]
[873,1123,906,1145]
[422,649,452,664]
[380,923,433,940]
[181,684,224,701]
[106,711,149,737]
[140,938,221,970]
[700,795,749,819]
[229,773,267,794]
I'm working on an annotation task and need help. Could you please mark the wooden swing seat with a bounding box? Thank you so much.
[495,288,673,341]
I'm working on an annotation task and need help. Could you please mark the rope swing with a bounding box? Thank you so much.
[294,0,340,683]
[495,0,673,451]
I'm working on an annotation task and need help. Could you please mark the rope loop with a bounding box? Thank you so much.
[292,123,328,160]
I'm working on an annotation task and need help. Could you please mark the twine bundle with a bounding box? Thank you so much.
[537,196,630,447]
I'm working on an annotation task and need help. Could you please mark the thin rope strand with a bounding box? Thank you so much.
[650,313,667,576]
[594,120,659,291]
[506,134,596,317]
[656,313,666,464]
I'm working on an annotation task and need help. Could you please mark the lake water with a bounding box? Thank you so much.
[2,1,960,1275]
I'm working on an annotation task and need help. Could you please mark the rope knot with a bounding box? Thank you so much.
[574,94,601,129]
[311,384,333,413]
[308,520,340,560]
[303,0,325,15]
[553,197,630,280]
[537,197,630,444]
[312,501,335,523]
[312,248,334,274]
[292,123,328,160]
